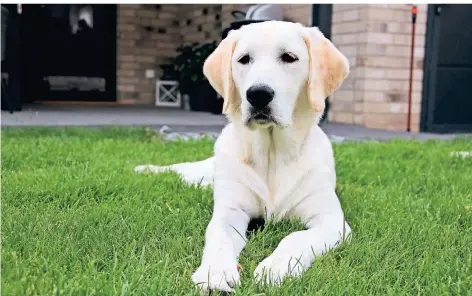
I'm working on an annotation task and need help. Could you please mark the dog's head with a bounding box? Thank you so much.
[204,21,349,129]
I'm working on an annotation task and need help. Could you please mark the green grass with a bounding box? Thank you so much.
[2,127,472,296]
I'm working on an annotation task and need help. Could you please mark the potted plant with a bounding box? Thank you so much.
[161,41,224,114]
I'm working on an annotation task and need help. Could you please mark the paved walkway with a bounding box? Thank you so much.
[320,122,461,142]
[1,104,467,141]
[1,104,228,130]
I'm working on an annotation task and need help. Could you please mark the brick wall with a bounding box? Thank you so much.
[282,4,312,25]
[329,4,427,131]
[116,4,429,132]
[116,4,313,104]
[221,4,251,29]
[117,4,181,104]
[329,5,363,125]
[179,5,223,45]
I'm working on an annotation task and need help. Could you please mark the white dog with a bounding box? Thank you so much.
[135,21,351,293]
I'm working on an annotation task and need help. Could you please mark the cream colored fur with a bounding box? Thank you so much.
[135,21,351,293]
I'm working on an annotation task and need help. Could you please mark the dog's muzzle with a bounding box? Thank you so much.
[248,106,272,123]
[246,85,274,109]
[246,85,277,126]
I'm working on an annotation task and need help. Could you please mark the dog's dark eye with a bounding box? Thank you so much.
[238,54,251,65]
[280,52,298,63]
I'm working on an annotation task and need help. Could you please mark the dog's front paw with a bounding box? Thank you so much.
[253,253,308,286]
[192,260,240,293]
[254,233,310,286]
[134,165,162,174]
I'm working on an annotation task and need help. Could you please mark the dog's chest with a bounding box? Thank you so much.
[252,151,286,193]
[250,144,309,216]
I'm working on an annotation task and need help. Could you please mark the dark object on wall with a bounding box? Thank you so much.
[162,41,223,114]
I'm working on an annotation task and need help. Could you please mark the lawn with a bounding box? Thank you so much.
[2,127,472,296]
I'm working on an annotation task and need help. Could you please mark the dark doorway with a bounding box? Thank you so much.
[421,4,472,133]
[312,4,333,123]
[19,4,117,103]
[312,4,332,39]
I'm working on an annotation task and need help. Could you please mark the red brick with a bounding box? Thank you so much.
[120,62,140,70]
[118,85,136,92]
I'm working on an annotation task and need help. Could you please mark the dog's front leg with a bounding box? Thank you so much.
[192,206,250,293]
[254,192,351,286]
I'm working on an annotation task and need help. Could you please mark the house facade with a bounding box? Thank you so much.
[116,4,471,133]
[2,4,470,133]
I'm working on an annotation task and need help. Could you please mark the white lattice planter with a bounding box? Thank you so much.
[155,80,181,108]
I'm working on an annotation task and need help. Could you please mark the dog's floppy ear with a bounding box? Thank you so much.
[203,31,238,114]
[303,27,349,112]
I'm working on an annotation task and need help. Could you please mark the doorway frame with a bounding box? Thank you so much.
[312,4,332,39]
[421,4,472,133]
[312,4,332,122]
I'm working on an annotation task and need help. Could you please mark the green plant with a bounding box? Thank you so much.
[161,41,217,97]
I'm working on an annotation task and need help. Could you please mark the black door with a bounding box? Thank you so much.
[421,4,472,133]
[312,4,332,123]
[20,4,116,102]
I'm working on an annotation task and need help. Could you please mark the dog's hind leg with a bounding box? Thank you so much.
[134,157,215,187]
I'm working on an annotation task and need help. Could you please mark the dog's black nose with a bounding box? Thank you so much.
[246,85,274,109]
